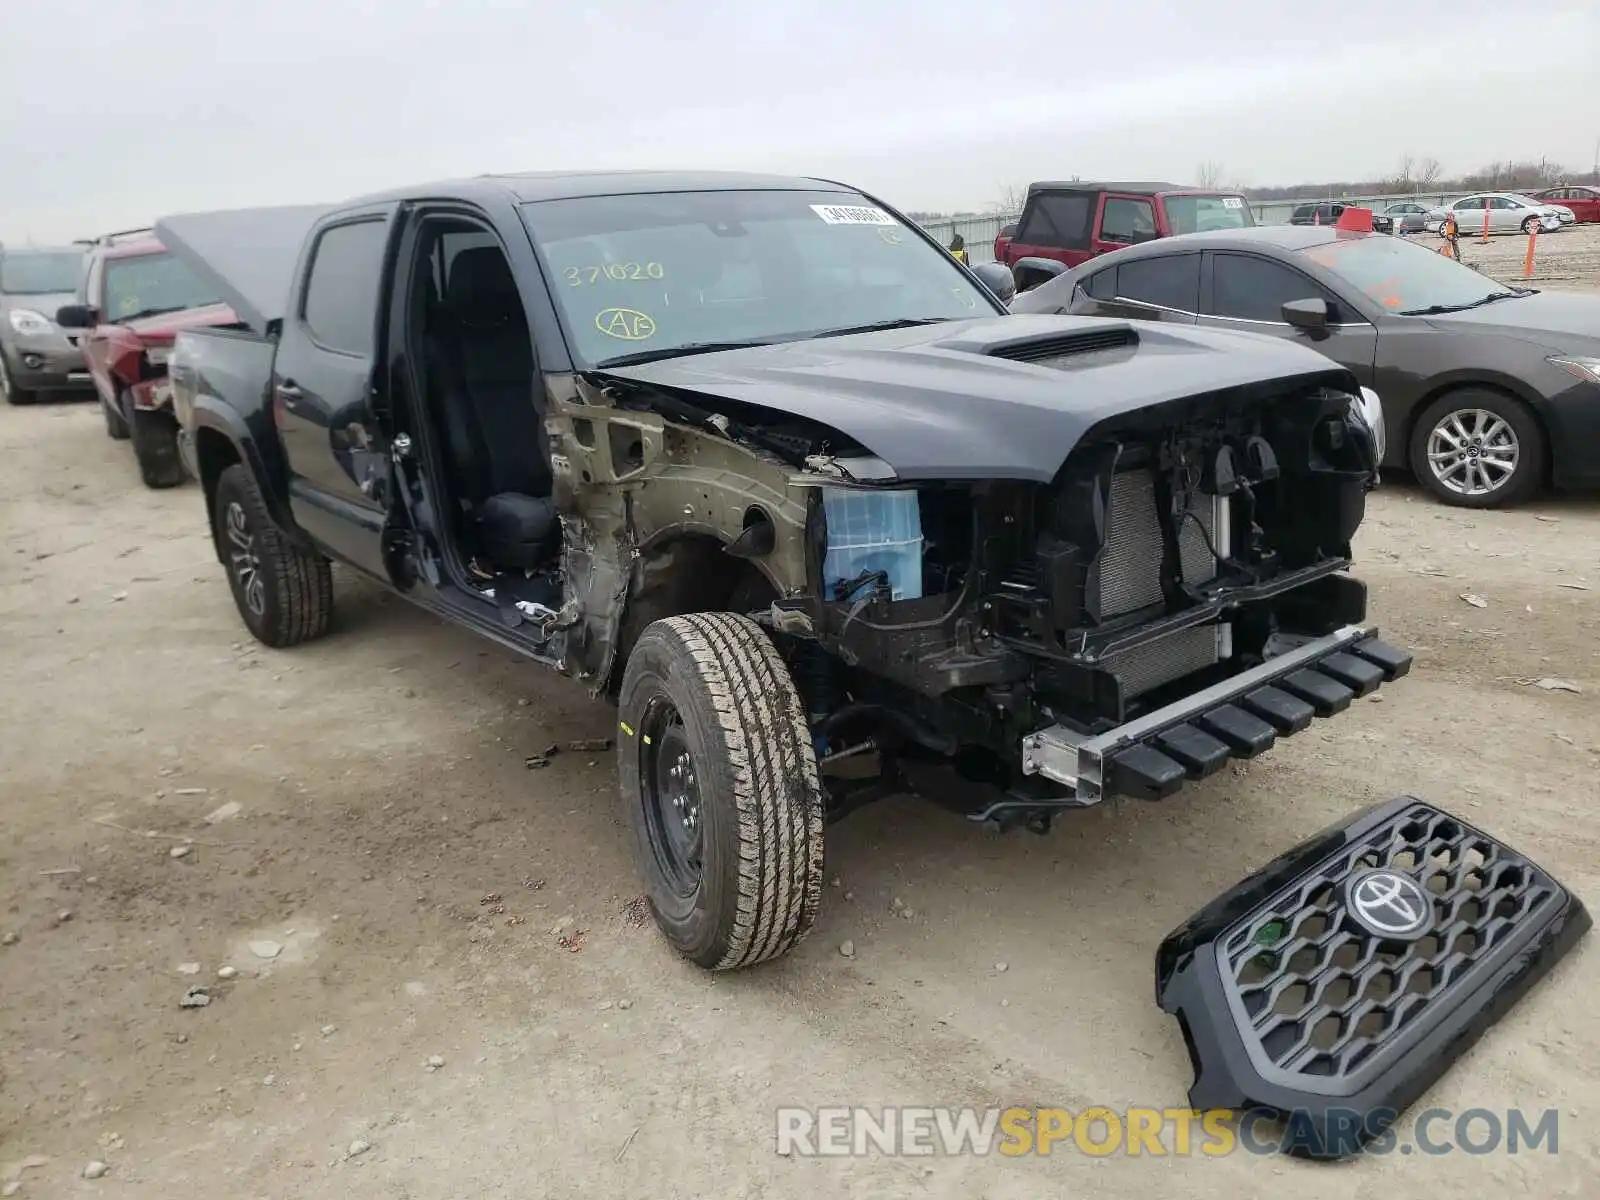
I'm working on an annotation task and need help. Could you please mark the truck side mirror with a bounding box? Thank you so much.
[970,261,1016,304]
[1282,297,1330,333]
[55,304,98,329]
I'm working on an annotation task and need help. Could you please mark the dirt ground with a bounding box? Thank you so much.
[1413,217,1600,289]
[2,250,1598,1198]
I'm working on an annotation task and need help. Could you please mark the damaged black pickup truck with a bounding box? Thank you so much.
[160,171,1410,972]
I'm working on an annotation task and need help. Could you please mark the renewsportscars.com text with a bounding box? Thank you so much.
[774,1105,1561,1158]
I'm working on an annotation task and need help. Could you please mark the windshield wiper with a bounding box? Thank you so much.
[593,340,777,369]
[804,317,953,339]
[1398,291,1524,316]
[114,304,194,322]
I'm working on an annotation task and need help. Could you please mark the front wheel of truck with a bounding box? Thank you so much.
[617,612,825,971]
[130,406,186,488]
[212,463,333,648]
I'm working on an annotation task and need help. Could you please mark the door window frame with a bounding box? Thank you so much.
[1199,250,1374,328]
[297,214,394,359]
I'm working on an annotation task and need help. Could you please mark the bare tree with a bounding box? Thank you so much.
[1196,160,1224,188]
[1387,154,1416,193]
[994,182,1029,217]
[1416,157,1443,189]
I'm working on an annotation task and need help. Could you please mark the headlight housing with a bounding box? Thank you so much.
[1353,386,1386,463]
[1549,355,1600,386]
[7,308,53,337]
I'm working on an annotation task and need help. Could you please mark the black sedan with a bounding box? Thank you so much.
[1010,226,1600,507]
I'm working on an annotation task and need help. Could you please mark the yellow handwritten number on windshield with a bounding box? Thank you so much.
[595,308,657,341]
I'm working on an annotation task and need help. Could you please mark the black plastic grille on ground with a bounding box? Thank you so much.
[1221,803,1557,1082]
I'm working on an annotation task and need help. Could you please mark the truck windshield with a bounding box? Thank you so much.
[1,250,83,295]
[517,190,999,367]
[1166,195,1254,234]
[1297,234,1523,314]
[103,251,220,322]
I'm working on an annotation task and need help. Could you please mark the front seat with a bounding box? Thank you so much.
[429,247,557,571]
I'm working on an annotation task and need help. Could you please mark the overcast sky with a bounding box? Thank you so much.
[3,0,1597,244]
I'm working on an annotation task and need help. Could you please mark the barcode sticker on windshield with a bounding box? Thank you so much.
[1221,197,1243,209]
[811,204,897,226]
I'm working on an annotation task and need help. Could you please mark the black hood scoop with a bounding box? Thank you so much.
[988,325,1139,365]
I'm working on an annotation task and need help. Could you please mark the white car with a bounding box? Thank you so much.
[1425,193,1571,234]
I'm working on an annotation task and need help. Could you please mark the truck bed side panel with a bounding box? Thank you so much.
[171,327,299,539]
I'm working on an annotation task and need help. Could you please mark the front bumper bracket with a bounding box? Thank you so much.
[1020,624,1411,806]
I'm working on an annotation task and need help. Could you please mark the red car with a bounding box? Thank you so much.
[1535,185,1600,224]
[996,181,1255,290]
[56,229,237,488]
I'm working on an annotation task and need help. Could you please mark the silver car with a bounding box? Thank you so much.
[0,245,94,405]
[1383,201,1431,234]
[1425,193,1572,235]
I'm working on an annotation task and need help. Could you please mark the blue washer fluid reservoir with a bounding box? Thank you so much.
[820,487,924,602]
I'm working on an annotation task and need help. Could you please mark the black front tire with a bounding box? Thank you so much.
[130,407,185,488]
[102,392,130,439]
[212,463,333,647]
[0,353,34,405]
[1408,389,1545,509]
[617,613,825,970]
[1521,216,1540,235]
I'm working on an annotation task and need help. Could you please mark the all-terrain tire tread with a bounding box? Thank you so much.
[130,408,186,488]
[642,612,824,969]
[216,464,332,648]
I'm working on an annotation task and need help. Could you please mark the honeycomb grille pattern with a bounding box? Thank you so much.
[1098,471,1219,617]
[1221,805,1556,1082]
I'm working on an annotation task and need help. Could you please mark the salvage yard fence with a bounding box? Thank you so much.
[918,191,1480,264]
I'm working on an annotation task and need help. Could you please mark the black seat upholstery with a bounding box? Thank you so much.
[424,246,557,572]
[438,248,551,498]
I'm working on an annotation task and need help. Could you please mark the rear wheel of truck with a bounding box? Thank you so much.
[101,392,130,439]
[617,612,825,970]
[212,463,333,648]
[130,406,186,488]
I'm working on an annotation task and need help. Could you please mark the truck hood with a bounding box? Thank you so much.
[598,314,1357,482]
[1424,289,1600,352]
[123,302,239,343]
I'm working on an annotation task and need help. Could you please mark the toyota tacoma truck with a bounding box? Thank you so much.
[158,171,1407,972]
[54,228,237,488]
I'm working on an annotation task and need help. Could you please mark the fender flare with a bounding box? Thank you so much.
[189,397,303,546]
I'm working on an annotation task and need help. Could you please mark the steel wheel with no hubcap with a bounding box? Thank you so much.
[225,500,266,616]
[640,699,704,898]
[1426,408,1520,498]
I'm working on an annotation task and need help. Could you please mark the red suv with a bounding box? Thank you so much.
[56,229,237,488]
[996,182,1255,291]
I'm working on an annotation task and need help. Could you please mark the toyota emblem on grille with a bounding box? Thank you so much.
[1347,869,1432,938]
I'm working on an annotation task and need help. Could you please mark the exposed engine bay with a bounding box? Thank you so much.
[558,322,1401,830]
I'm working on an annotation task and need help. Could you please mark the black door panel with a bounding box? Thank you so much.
[273,210,398,577]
